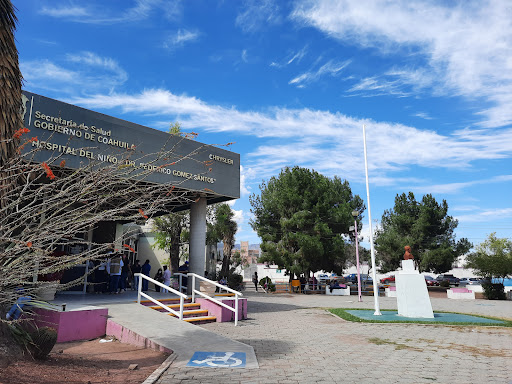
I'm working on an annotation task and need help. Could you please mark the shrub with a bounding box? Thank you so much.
[8,324,57,359]
[259,277,276,292]
[215,270,243,290]
[227,272,243,290]
[29,326,58,359]
[482,283,506,300]
[439,280,450,288]
[29,327,57,359]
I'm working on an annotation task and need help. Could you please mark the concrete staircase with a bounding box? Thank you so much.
[138,298,217,324]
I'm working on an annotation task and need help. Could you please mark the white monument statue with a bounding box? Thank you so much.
[395,246,434,318]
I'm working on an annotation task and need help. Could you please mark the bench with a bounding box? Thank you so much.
[325,286,350,296]
[274,282,291,293]
[447,287,475,300]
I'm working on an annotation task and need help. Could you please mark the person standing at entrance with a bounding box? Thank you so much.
[132,260,141,290]
[108,253,123,294]
[162,265,172,293]
[154,268,163,292]
[94,257,109,293]
[253,272,259,291]
[141,259,151,291]
[119,254,130,293]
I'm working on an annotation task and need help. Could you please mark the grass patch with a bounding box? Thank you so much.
[329,308,512,327]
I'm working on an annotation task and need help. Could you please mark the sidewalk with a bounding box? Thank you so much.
[51,290,258,369]
[158,291,512,384]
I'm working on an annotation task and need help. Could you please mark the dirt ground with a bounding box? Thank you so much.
[0,338,170,384]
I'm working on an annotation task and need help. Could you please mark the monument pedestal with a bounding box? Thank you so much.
[395,260,434,318]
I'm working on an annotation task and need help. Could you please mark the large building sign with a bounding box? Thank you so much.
[21,91,240,202]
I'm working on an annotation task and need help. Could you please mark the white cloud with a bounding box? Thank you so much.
[164,29,200,51]
[455,208,512,223]
[21,60,77,84]
[70,88,512,187]
[359,219,380,246]
[232,209,244,227]
[410,175,512,194]
[40,6,90,18]
[66,51,128,83]
[347,77,409,97]
[291,0,512,128]
[236,0,281,33]
[39,0,182,24]
[270,46,308,68]
[451,205,481,213]
[241,50,248,63]
[21,53,127,93]
[231,208,247,239]
[412,112,434,120]
[289,59,351,87]
[240,165,253,196]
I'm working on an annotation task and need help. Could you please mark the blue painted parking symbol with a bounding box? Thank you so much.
[187,352,246,368]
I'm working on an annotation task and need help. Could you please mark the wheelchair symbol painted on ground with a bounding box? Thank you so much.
[187,351,246,368]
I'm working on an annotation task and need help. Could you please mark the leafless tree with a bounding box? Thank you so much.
[0,131,220,308]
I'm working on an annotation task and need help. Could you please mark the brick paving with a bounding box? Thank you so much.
[157,291,512,384]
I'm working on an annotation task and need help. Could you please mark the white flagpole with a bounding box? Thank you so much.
[363,124,382,315]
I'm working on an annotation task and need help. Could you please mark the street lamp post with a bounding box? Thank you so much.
[352,210,362,302]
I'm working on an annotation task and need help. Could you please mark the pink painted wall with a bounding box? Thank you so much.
[106,320,172,353]
[33,307,108,343]
[451,288,471,293]
[196,298,248,322]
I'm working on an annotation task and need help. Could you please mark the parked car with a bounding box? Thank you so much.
[459,277,484,286]
[380,275,395,284]
[424,275,439,286]
[436,274,460,286]
[316,274,330,282]
[345,274,373,285]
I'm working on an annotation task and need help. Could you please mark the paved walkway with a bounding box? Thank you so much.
[52,290,259,368]
[158,291,512,384]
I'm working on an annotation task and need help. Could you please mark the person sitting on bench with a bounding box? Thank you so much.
[329,280,342,293]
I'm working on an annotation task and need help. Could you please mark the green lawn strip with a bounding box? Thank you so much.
[328,308,512,327]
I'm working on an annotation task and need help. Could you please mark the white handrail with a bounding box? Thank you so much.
[188,273,243,326]
[134,273,188,320]
[173,272,188,293]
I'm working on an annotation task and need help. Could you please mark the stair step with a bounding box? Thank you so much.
[214,293,235,297]
[149,303,200,311]
[138,298,191,306]
[183,316,217,323]
[168,309,209,318]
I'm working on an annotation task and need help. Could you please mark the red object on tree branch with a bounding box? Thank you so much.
[41,162,56,180]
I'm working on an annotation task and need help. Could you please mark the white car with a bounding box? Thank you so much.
[316,274,330,282]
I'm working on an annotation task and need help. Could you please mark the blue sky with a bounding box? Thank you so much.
[14,0,512,248]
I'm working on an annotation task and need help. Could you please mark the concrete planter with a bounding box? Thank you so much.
[36,282,59,301]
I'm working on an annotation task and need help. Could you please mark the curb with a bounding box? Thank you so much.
[142,353,177,384]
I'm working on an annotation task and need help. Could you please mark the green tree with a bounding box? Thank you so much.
[465,233,512,283]
[169,122,183,136]
[212,204,237,276]
[152,213,188,274]
[374,192,471,273]
[250,166,364,278]
[152,205,218,275]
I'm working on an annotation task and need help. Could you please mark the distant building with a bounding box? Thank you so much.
[234,241,259,265]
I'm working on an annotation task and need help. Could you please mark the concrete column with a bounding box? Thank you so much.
[189,197,207,293]
[114,223,124,251]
